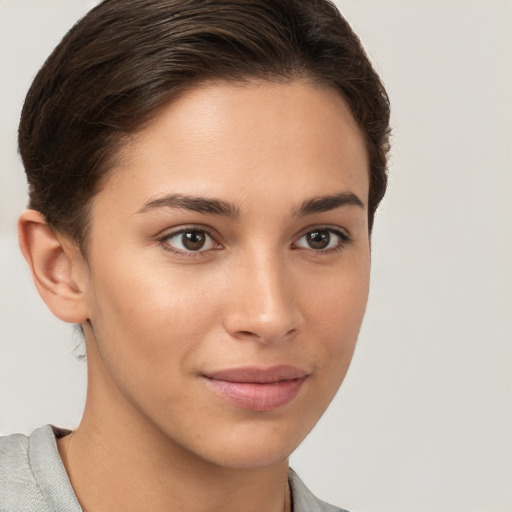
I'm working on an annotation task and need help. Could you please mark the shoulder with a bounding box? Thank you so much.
[0,425,79,512]
[0,428,47,511]
[0,430,31,479]
[288,468,350,512]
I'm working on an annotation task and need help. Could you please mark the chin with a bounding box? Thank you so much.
[201,442,293,470]
[187,419,313,470]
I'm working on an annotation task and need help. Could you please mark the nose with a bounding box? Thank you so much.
[222,251,304,344]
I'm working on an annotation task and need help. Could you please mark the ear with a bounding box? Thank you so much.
[18,209,89,323]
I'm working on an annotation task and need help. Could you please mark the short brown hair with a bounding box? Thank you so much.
[18,0,390,250]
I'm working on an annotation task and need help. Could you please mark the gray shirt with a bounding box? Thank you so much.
[0,425,348,512]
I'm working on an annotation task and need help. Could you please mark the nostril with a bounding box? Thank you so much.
[235,327,298,342]
[238,330,257,337]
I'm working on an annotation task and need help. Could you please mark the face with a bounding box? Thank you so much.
[80,80,370,469]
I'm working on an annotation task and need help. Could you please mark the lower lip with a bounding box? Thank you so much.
[205,377,306,411]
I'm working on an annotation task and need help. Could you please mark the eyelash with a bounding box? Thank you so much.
[158,225,219,258]
[292,227,351,255]
[157,225,351,258]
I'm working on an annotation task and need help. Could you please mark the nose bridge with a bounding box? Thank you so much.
[224,246,301,343]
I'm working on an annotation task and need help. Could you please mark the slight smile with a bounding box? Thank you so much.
[203,365,309,412]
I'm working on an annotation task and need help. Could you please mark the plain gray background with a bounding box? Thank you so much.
[1,1,511,511]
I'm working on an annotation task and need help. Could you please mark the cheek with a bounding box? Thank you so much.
[299,257,370,372]
[303,258,369,329]
[86,255,224,370]
[84,262,227,422]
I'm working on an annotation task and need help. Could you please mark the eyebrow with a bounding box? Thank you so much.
[137,193,241,217]
[137,191,363,218]
[295,192,364,216]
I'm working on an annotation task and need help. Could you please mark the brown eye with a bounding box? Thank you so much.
[181,231,206,250]
[163,229,216,253]
[294,228,349,252]
[306,230,331,250]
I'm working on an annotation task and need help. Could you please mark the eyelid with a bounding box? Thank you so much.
[292,225,352,253]
[157,223,221,240]
[156,223,351,257]
[293,224,351,241]
[157,224,222,256]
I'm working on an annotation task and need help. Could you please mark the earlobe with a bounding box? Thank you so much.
[18,209,89,323]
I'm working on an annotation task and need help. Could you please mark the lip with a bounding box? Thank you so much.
[203,365,308,412]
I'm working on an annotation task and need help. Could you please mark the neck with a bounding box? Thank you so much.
[57,353,291,512]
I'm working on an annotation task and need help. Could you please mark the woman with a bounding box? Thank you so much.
[0,0,390,511]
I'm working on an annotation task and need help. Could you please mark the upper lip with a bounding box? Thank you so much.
[203,365,308,383]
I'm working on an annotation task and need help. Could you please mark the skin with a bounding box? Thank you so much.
[19,80,370,512]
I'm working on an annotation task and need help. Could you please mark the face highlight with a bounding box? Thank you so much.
[80,81,370,469]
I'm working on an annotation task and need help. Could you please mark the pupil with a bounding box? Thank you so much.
[308,230,330,249]
[182,231,205,250]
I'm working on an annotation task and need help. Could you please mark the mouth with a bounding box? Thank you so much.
[202,365,308,412]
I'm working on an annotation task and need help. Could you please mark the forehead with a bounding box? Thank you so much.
[95,80,369,216]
